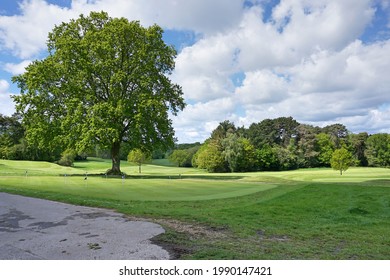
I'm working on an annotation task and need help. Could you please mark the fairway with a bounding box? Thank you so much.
[1,159,389,259]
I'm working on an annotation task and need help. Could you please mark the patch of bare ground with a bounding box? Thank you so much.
[156,219,228,238]
[126,216,229,259]
[256,230,290,241]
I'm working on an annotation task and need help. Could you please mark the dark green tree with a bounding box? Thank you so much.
[365,133,390,167]
[322,123,348,149]
[273,117,300,147]
[210,120,236,140]
[246,117,299,149]
[255,145,279,171]
[12,12,185,175]
[0,114,24,145]
[169,149,191,167]
[0,113,58,160]
[316,133,335,166]
[294,124,321,167]
[273,145,299,171]
[247,119,278,149]
[168,142,201,166]
[348,132,368,166]
[222,134,257,172]
[192,139,227,172]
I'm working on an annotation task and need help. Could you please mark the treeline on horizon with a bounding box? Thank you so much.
[1,113,390,172]
[169,117,390,172]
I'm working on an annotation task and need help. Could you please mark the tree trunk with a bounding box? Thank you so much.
[108,141,122,175]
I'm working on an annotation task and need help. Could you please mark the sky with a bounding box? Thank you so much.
[0,0,390,143]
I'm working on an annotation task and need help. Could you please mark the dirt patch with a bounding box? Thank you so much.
[128,217,228,239]
[151,234,193,260]
[256,229,290,241]
[157,219,227,239]
[127,216,229,259]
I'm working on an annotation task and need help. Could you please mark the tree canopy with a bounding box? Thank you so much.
[365,133,390,167]
[127,149,150,173]
[331,147,353,175]
[0,114,24,146]
[12,12,185,174]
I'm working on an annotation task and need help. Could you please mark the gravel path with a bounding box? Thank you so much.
[0,192,170,260]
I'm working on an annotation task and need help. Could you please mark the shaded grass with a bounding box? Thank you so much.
[0,159,389,259]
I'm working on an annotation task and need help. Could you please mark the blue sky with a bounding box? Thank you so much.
[1,0,390,143]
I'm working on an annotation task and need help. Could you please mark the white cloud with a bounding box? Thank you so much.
[171,0,376,108]
[0,94,14,116]
[173,98,235,126]
[0,79,15,116]
[173,34,237,102]
[288,40,390,96]
[272,0,374,50]
[4,60,32,75]
[289,40,390,113]
[234,6,297,70]
[366,106,390,133]
[128,0,244,34]
[234,0,375,71]
[0,79,9,92]
[0,0,77,58]
[236,70,290,104]
[172,98,236,142]
[69,0,245,34]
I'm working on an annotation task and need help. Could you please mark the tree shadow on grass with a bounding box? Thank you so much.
[72,166,87,169]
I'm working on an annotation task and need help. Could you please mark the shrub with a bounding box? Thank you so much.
[58,149,77,166]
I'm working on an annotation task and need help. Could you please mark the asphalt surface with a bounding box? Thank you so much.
[0,192,170,260]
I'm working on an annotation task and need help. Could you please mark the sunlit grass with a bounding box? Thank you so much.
[0,175,276,201]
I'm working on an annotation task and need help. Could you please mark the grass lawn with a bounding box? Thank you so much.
[0,158,389,259]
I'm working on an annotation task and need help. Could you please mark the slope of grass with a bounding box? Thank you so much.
[0,159,389,259]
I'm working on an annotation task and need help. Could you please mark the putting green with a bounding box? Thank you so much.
[0,175,276,201]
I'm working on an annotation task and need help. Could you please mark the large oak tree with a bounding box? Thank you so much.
[12,12,185,174]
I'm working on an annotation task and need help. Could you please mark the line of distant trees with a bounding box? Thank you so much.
[2,114,389,172]
[169,117,390,172]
